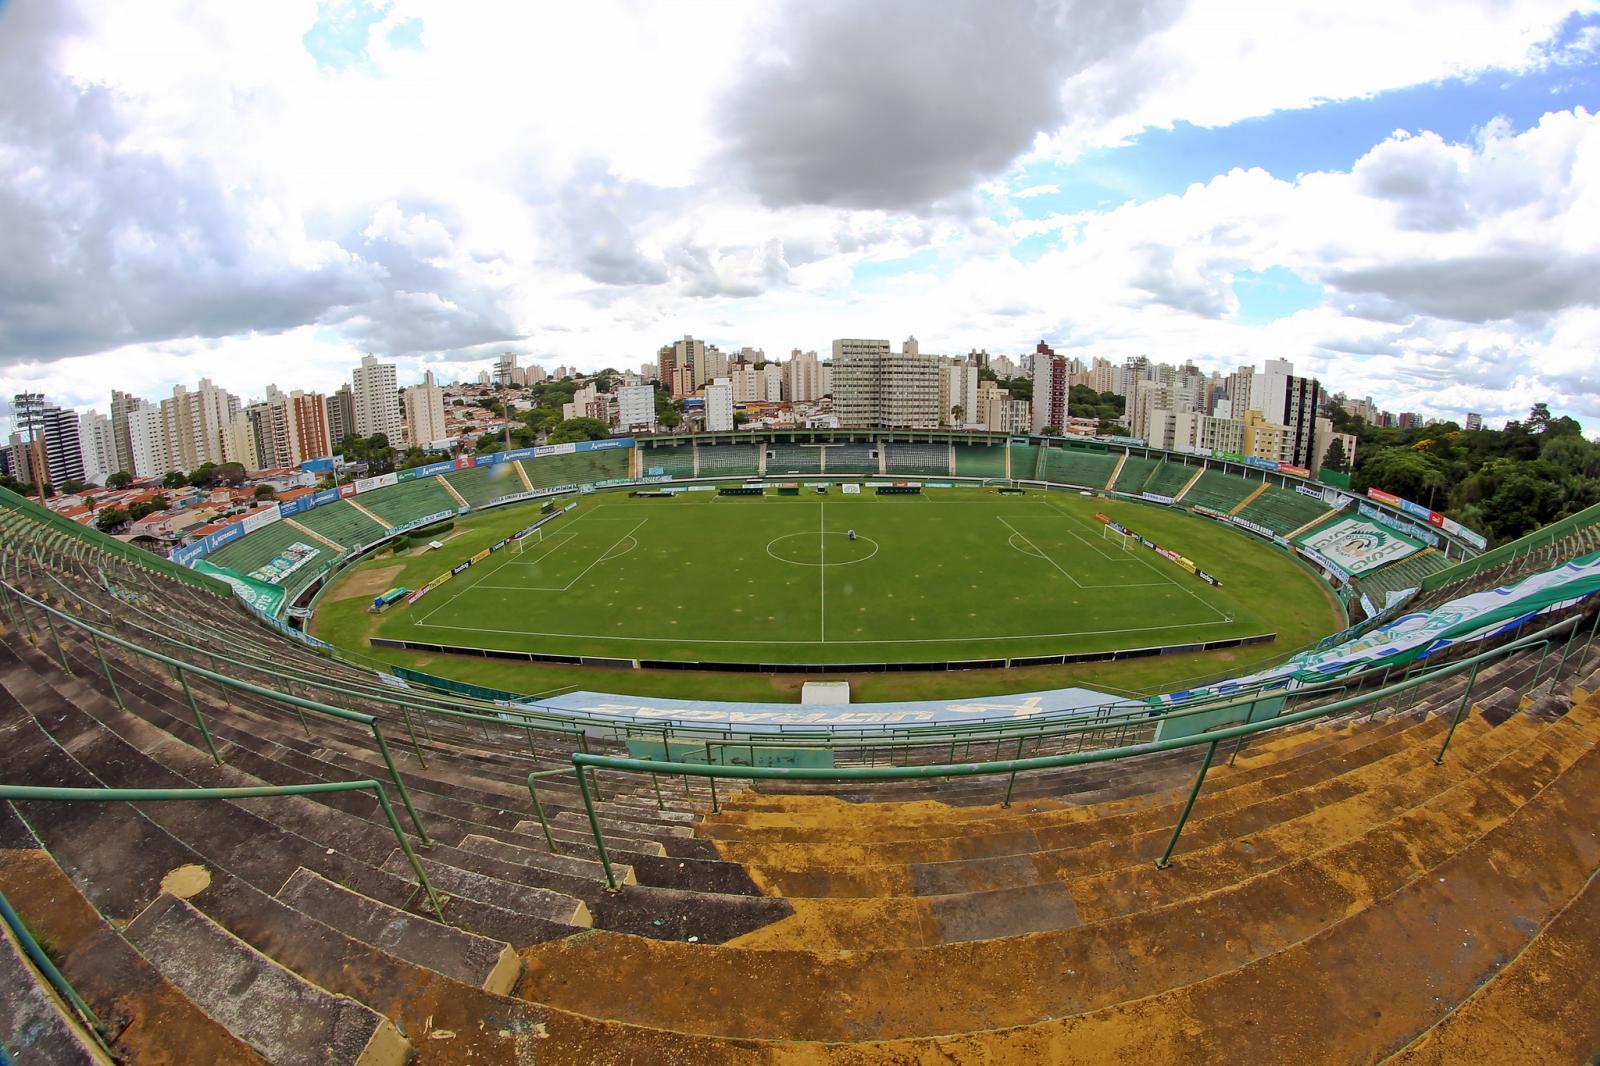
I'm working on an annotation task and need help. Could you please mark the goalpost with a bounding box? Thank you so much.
[515,527,542,554]
[1102,524,1134,551]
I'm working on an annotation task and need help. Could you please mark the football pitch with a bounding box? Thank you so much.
[366,487,1326,666]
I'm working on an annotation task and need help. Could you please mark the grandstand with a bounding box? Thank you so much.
[1234,485,1332,535]
[1184,467,1267,512]
[441,463,524,508]
[1007,441,1042,480]
[693,442,760,477]
[1,484,1599,1061]
[824,442,879,474]
[204,519,334,602]
[1351,549,1454,606]
[357,478,457,527]
[285,500,386,550]
[522,449,628,491]
[1111,454,1162,494]
[1043,444,1121,488]
[638,443,695,478]
[766,443,822,474]
[882,442,950,475]
[954,442,1008,479]
[1142,461,1197,499]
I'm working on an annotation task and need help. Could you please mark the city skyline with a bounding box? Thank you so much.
[2,2,1599,438]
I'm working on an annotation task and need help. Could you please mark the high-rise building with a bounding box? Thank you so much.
[616,384,655,431]
[704,379,734,432]
[701,345,730,385]
[327,384,356,445]
[403,372,448,449]
[939,362,981,426]
[831,339,939,428]
[224,412,260,471]
[289,391,335,463]
[1248,359,1321,468]
[352,354,402,442]
[1464,412,1484,431]
[12,394,84,489]
[1030,342,1070,434]
[109,389,145,479]
[494,352,519,386]
[154,378,240,473]
[786,350,828,403]
[127,404,170,479]
[672,336,705,392]
[1171,411,1246,457]
[77,410,117,485]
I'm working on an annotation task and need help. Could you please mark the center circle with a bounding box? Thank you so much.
[766,531,880,567]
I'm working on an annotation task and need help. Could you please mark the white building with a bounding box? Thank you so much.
[128,404,170,480]
[704,379,734,432]
[494,352,519,386]
[831,339,939,428]
[786,350,828,403]
[403,371,448,449]
[77,410,117,485]
[615,384,655,431]
[352,354,403,442]
[939,362,981,426]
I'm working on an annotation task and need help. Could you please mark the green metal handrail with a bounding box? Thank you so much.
[0,780,443,917]
[0,883,115,1057]
[567,606,1595,889]
[0,582,433,845]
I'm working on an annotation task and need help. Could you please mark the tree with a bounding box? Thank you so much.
[59,478,91,496]
[253,484,278,500]
[106,471,133,489]
[188,462,219,487]
[547,417,612,444]
[1322,438,1349,474]
[950,404,964,425]
[95,507,128,532]
[1041,426,1061,437]
[162,471,188,489]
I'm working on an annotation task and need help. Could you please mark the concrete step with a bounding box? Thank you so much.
[125,893,409,1066]
[0,915,115,1065]
[276,867,521,994]
[378,851,591,927]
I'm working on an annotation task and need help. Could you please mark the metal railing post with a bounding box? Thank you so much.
[1434,661,1480,766]
[397,704,427,768]
[1156,739,1219,869]
[0,886,115,1058]
[1002,735,1025,807]
[369,723,431,845]
[176,665,223,765]
[41,607,71,674]
[576,765,619,890]
[525,772,559,853]
[371,786,445,918]
[89,632,124,709]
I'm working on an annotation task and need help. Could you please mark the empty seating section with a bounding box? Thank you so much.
[766,443,822,474]
[694,444,759,477]
[954,444,1008,478]
[441,463,524,507]
[0,484,1599,1061]
[1183,468,1262,512]
[356,478,457,527]
[1043,445,1121,488]
[824,442,878,474]
[1111,455,1161,493]
[1354,550,1455,605]
[1142,461,1197,499]
[883,442,950,475]
[205,518,333,601]
[1236,485,1331,534]
[1007,443,1041,479]
[639,444,694,478]
[288,500,386,549]
[522,449,628,492]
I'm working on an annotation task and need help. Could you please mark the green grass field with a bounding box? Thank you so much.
[311,487,1344,698]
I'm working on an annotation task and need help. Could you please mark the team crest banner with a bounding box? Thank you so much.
[1296,517,1420,575]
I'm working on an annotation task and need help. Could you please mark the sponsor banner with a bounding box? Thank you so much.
[842,483,861,495]
[1297,545,1352,584]
[396,468,419,482]
[1295,484,1324,500]
[1427,512,1446,528]
[1160,551,1600,704]
[1360,593,1377,618]
[925,481,954,488]
[405,584,434,605]
[470,548,490,564]
[412,460,455,479]
[455,456,476,470]
[1230,516,1275,539]
[432,568,453,587]
[1367,487,1401,507]
[1398,499,1433,521]
[686,485,717,491]
[299,456,335,473]
[1190,505,1228,520]
[192,560,287,615]
[310,487,341,508]
[489,486,575,507]
[564,502,577,511]
[1297,516,1420,576]
[389,510,456,536]
[1358,501,1440,547]
[240,505,282,534]
[1142,492,1175,505]
[171,543,207,566]
[579,437,635,452]
[491,538,510,552]
[1441,517,1487,551]
[245,541,321,585]
[534,442,577,459]
[278,495,313,518]
[338,483,358,498]
[450,561,471,576]
[355,472,398,494]
[1277,463,1311,478]
[1196,569,1220,586]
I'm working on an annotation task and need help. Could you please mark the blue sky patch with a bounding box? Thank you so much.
[303,1,420,71]
[1232,267,1324,324]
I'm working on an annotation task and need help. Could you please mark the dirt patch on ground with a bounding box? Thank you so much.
[326,563,405,603]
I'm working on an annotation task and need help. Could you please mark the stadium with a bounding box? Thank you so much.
[4,427,1600,1063]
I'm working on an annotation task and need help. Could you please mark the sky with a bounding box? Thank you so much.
[1,0,1599,438]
